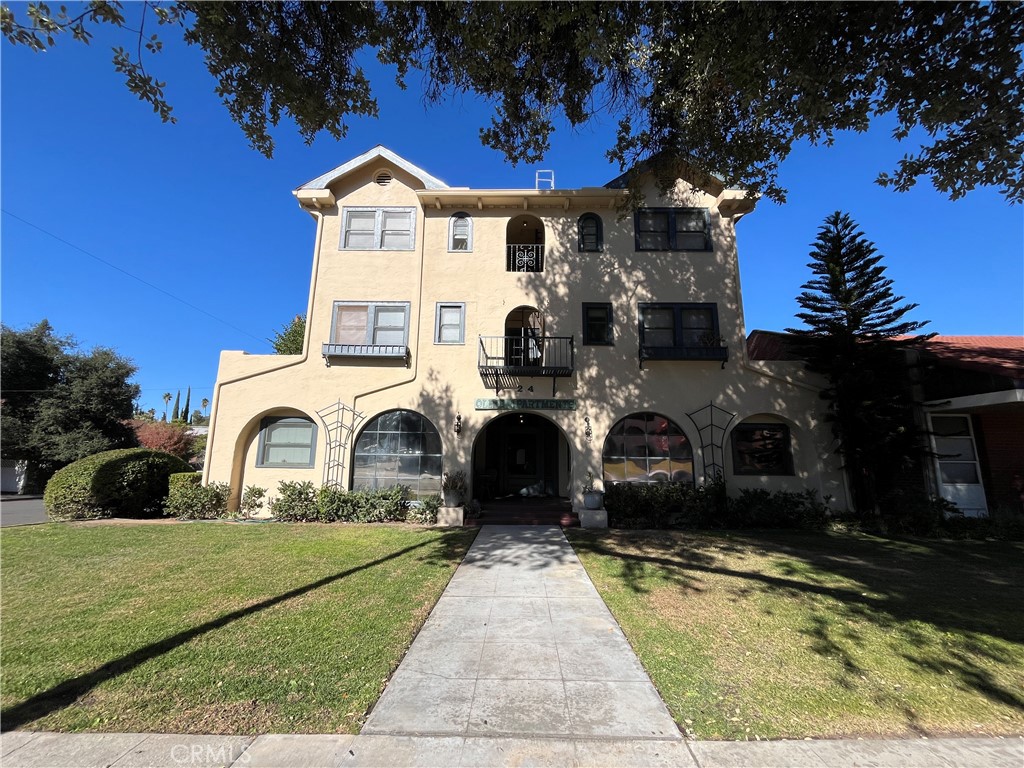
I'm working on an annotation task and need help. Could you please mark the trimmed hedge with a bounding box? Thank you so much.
[44,448,192,521]
[165,475,231,520]
[270,482,413,523]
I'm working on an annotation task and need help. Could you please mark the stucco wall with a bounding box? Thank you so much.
[205,155,850,514]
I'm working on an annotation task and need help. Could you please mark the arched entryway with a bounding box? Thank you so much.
[505,214,545,272]
[472,412,571,504]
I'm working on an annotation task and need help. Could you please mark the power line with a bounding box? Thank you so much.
[1,209,271,348]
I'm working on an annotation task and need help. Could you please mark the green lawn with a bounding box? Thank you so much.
[1,521,476,734]
[567,529,1024,740]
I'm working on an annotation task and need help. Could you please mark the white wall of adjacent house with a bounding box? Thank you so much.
[204,153,851,515]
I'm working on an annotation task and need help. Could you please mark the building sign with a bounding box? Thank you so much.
[475,398,577,411]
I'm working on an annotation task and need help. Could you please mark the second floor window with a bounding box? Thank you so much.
[582,302,614,345]
[448,213,473,251]
[638,302,724,361]
[341,207,416,250]
[331,302,411,347]
[634,208,711,251]
[578,213,603,252]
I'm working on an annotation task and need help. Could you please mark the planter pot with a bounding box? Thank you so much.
[442,490,463,507]
[579,507,608,529]
[437,506,464,527]
[583,491,604,510]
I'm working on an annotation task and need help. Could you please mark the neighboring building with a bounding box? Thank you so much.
[748,330,1024,517]
[0,459,27,495]
[204,146,852,517]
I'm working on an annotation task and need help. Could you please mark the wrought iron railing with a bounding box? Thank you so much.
[506,244,544,272]
[478,335,574,372]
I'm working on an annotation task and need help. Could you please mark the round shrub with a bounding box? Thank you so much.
[44,448,192,521]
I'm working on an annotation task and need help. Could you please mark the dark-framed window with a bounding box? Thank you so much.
[638,302,725,361]
[351,409,443,500]
[634,208,711,251]
[582,302,614,345]
[257,416,317,468]
[731,423,794,476]
[578,213,603,252]
[602,412,694,485]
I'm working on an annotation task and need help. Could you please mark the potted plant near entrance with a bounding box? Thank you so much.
[579,471,608,528]
[441,470,467,508]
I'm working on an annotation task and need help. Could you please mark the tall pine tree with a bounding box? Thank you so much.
[786,212,933,521]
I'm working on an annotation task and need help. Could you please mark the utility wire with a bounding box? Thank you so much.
[2,209,271,348]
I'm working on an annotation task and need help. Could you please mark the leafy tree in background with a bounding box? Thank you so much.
[786,212,933,521]
[1,320,140,489]
[2,2,1021,204]
[130,418,195,461]
[270,314,305,355]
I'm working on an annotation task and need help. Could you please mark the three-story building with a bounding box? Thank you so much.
[204,146,851,516]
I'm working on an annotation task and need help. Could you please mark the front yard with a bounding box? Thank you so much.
[1,522,476,734]
[567,529,1024,740]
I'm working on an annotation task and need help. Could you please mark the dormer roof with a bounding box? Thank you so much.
[295,145,450,192]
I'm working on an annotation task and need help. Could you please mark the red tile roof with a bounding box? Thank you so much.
[746,331,1024,379]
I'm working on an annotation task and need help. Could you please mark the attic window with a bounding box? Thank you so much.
[374,170,393,186]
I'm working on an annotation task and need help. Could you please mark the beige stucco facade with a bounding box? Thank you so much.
[204,146,851,516]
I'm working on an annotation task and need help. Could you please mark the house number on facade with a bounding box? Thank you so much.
[474,399,577,411]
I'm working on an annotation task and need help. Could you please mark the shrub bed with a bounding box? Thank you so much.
[271,482,413,523]
[44,448,192,520]
[165,474,232,520]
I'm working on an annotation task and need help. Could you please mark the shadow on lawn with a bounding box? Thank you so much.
[570,529,1024,714]
[1,529,472,731]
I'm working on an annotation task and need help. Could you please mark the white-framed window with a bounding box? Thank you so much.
[435,302,466,344]
[330,302,411,346]
[448,212,473,252]
[341,207,416,250]
[256,416,317,468]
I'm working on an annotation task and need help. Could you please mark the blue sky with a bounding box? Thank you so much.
[2,9,1022,416]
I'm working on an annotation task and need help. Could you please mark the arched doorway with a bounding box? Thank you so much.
[505,214,545,272]
[504,306,543,368]
[472,412,571,503]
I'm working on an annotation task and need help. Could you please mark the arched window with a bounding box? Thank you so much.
[578,213,603,252]
[352,409,443,499]
[448,212,473,252]
[603,412,693,485]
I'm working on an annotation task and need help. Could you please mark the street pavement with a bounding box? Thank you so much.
[0,495,48,527]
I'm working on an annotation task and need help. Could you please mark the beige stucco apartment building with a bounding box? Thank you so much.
[204,146,853,517]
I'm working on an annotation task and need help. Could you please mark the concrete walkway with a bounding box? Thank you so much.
[2,525,1021,766]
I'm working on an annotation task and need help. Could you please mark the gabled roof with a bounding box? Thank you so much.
[296,145,449,191]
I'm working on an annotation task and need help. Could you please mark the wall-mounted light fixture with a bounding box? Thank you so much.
[584,416,593,443]
[454,413,462,436]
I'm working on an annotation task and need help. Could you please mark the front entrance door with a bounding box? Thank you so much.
[928,413,988,517]
[473,412,569,500]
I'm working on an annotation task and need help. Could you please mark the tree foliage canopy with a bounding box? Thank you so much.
[270,314,305,355]
[3,1,1021,203]
[0,320,140,487]
[786,212,932,518]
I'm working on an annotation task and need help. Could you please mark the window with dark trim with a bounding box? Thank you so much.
[582,302,614,345]
[638,302,725,361]
[602,412,694,485]
[634,208,711,251]
[257,416,317,468]
[731,423,794,476]
[577,213,603,252]
[352,409,443,500]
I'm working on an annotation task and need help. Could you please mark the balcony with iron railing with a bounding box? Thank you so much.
[506,243,544,272]
[478,335,574,394]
